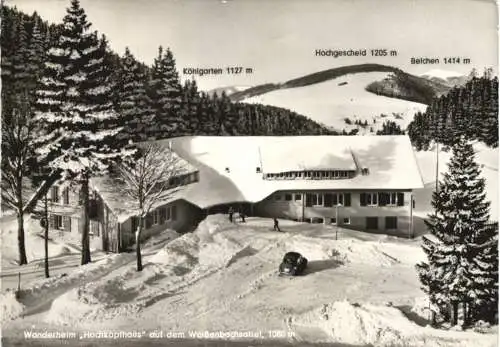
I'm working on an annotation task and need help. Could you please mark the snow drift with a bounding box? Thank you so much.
[290,300,497,347]
[0,291,25,323]
[45,215,252,325]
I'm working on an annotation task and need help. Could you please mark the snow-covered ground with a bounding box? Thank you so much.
[2,215,496,346]
[1,215,81,268]
[244,72,428,132]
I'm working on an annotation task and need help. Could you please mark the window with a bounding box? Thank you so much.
[367,193,378,206]
[330,217,337,225]
[256,167,261,173]
[63,187,70,205]
[343,217,350,225]
[311,193,323,206]
[153,210,159,225]
[51,186,59,203]
[275,194,281,201]
[285,194,292,201]
[385,217,398,230]
[159,207,167,224]
[388,192,397,206]
[54,214,63,229]
[294,194,302,201]
[366,217,379,230]
[166,207,171,220]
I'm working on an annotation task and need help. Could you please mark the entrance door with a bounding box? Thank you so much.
[366,217,379,230]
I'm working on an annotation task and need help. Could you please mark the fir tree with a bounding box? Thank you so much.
[35,0,134,265]
[416,137,496,327]
[148,46,182,138]
[116,47,153,142]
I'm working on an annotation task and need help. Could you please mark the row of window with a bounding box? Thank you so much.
[306,216,398,229]
[273,192,406,207]
[50,186,71,205]
[275,193,352,207]
[264,170,356,180]
[131,205,178,231]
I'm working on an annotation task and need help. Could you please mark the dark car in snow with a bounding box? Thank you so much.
[279,251,308,276]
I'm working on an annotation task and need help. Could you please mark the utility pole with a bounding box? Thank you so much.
[335,204,341,240]
[44,194,50,278]
[435,142,439,193]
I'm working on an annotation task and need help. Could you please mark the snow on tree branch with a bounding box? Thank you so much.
[117,144,185,217]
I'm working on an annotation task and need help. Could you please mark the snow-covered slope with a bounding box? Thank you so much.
[1,216,79,266]
[413,143,498,221]
[243,72,428,132]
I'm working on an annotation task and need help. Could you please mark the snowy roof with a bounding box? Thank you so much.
[90,135,424,220]
[89,150,198,222]
[160,135,424,209]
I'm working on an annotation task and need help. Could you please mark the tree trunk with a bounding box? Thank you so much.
[17,211,28,265]
[44,194,49,278]
[16,176,28,265]
[452,302,459,326]
[81,175,91,265]
[462,301,469,328]
[136,220,143,272]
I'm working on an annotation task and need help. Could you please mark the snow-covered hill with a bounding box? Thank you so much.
[421,69,464,80]
[420,69,468,88]
[207,85,252,97]
[244,72,428,133]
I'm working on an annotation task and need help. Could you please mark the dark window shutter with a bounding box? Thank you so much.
[63,216,71,231]
[344,193,351,207]
[397,193,404,206]
[305,193,312,207]
[49,214,56,228]
[324,193,332,207]
[379,193,387,206]
[360,193,367,206]
[159,208,166,223]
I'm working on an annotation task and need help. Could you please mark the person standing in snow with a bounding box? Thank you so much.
[273,218,281,232]
[239,210,246,223]
[228,206,234,223]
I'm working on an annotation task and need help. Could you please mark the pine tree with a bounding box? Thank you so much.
[116,47,153,142]
[148,46,182,138]
[35,0,134,265]
[416,137,495,327]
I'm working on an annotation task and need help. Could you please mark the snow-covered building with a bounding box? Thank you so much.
[46,135,424,252]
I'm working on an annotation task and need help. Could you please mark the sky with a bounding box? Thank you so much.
[6,0,499,91]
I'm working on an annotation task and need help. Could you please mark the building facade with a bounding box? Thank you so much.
[44,135,425,252]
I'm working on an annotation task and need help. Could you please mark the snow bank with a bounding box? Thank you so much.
[290,300,496,347]
[291,300,415,346]
[0,291,25,323]
[1,216,76,265]
[46,215,251,325]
